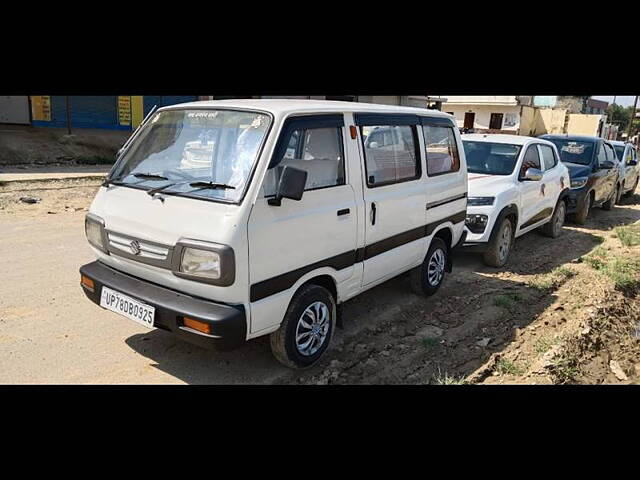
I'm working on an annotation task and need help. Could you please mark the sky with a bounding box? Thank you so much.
[592,96,637,107]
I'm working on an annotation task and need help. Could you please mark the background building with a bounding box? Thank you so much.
[441,96,522,133]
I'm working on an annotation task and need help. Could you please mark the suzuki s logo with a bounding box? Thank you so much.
[129,240,141,255]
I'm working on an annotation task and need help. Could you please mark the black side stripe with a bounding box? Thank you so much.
[426,193,467,210]
[520,207,553,229]
[249,210,466,302]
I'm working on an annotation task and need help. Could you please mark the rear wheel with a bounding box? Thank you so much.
[615,183,624,205]
[410,237,448,296]
[571,193,592,225]
[270,284,336,369]
[543,198,566,238]
[483,217,513,267]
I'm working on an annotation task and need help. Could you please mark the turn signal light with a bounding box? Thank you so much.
[81,275,94,291]
[183,317,211,335]
[350,125,357,139]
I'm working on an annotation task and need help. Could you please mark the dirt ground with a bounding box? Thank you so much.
[1,178,639,384]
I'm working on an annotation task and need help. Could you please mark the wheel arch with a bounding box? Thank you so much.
[489,204,518,244]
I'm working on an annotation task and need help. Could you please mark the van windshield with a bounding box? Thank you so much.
[463,141,521,175]
[109,109,271,202]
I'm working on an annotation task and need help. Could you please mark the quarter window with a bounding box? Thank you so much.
[361,125,420,186]
[538,144,557,170]
[520,145,541,178]
[264,127,345,196]
[422,125,460,175]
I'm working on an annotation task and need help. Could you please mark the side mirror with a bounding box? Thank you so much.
[268,166,308,206]
[599,160,614,170]
[368,141,379,149]
[521,167,543,182]
[628,159,638,166]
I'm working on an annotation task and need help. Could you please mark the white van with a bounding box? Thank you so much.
[80,100,468,368]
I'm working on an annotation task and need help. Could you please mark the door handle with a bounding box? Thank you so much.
[370,202,377,226]
[337,208,350,216]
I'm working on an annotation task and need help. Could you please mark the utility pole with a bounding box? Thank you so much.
[627,95,639,144]
[65,96,72,135]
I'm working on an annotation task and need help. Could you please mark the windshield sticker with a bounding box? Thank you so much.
[562,143,586,154]
[187,112,219,119]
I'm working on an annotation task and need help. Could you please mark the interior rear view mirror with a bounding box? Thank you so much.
[268,165,308,206]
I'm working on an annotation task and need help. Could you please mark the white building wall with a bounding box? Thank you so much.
[443,104,521,132]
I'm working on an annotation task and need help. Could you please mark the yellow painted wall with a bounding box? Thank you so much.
[520,106,536,136]
[534,108,566,135]
[566,114,602,136]
[132,96,144,127]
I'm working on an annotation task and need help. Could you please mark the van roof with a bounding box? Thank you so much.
[461,133,553,146]
[160,98,454,119]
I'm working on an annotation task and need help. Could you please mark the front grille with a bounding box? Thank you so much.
[105,230,174,269]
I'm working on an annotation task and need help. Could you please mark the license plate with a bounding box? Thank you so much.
[100,286,155,329]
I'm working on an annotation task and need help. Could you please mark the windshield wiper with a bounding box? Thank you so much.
[147,180,235,197]
[133,173,169,181]
[188,181,235,190]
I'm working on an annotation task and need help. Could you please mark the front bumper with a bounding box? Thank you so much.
[79,261,247,350]
[565,186,589,214]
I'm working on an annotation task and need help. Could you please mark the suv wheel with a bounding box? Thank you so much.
[602,186,618,211]
[483,217,513,267]
[410,237,448,296]
[270,284,336,369]
[572,193,592,225]
[543,199,566,238]
[624,176,639,198]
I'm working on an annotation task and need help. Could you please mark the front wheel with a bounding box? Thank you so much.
[571,193,591,225]
[602,186,618,211]
[624,176,639,198]
[483,217,513,267]
[410,237,448,296]
[270,284,336,369]
[542,199,566,238]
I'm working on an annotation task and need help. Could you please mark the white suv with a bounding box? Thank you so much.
[461,134,570,267]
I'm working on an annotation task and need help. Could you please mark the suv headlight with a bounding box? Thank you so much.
[172,240,235,286]
[468,197,495,206]
[85,213,108,254]
[570,177,588,189]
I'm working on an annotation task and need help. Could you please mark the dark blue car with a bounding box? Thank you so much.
[538,135,620,224]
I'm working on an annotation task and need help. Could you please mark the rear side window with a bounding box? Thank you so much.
[538,144,557,170]
[520,145,541,178]
[422,125,460,175]
[361,125,420,186]
[264,126,345,196]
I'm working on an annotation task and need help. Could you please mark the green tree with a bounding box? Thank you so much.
[606,104,634,133]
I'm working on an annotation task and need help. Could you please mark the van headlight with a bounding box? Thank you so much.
[570,177,588,189]
[172,240,235,286]
[85,213,109,254]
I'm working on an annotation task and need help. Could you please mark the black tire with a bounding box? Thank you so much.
[542,198,566,238]
[571,193,592,225]
[269,284,336,369]
[616,183,624,204]
[483,217,513,267]
[410,237,448,296]
[602,186,617,211]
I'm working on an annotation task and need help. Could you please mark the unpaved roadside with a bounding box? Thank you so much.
[1,178,639,384]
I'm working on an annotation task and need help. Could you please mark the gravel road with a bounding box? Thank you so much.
[2,178,639,384]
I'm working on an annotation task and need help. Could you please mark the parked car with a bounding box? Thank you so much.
[610,140,639,198]
[539,135,620,224]
[461,134,570,267]
[79,100,468,368]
